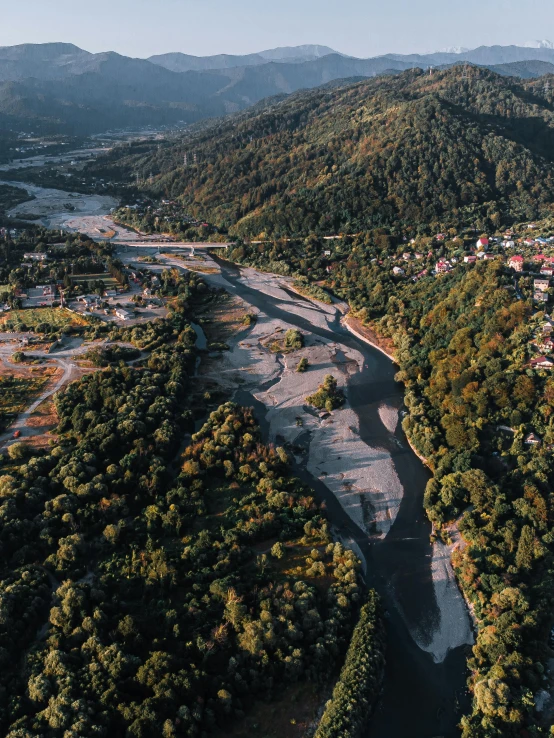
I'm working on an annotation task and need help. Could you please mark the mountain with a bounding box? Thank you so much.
[89,66,554,237]
[4,42,554,135]
[257,44,339,60]
[486,59,554,79]
[523,39,554,49]
[381,44,554,67]
[148,45,340,73]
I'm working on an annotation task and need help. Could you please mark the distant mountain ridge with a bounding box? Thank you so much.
[147,45,341,73]
[2,42,554,135]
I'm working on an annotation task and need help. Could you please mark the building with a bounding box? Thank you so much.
[534,291,549,303]
[392,266,405,276]
[464,255,477,264]
[435,260,451,273]
[534,279,550,293]
[524,432,542,445]
[530,355,554,369]
[540,267,554,277]
[115,308,132,321]
[509,255,524,272]
[23,252,48,262]
[476,236,489,250]
[503,240,515,248]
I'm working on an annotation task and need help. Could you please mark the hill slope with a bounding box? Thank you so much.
[90,67,554,236]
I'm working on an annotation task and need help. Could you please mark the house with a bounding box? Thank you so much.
[484,254,495,260]
[534,291,549,303]
[115,308,132,321]
[392,266,405,276]
[464,255,477,264]
[402,252,412,261]
[413,269,428,281]
[524,432,542,445]
[503,240,515,248]
[533,254,547,263]
[23,252,48,262]
[540,267,554,277]
[476,236,489,249]
[415,253,423,260]
[534,279,550,293]
[435,260,451,273]
[530,355,554,369]
[541,336,554,351]
[524,238,536,246]
[509,255,524,271]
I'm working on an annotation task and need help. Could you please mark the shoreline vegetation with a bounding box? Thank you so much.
[342,315,397,363]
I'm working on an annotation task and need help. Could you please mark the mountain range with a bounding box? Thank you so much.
[2,42,554,135]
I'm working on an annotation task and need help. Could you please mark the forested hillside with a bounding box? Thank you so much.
[91,67,554,238]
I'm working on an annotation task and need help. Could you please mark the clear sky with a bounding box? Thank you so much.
[1,0,553,58]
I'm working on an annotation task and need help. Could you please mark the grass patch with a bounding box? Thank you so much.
[292,279,333,304]
[0,307,89,331]
[70,274,119,286]
[0,372,51,431]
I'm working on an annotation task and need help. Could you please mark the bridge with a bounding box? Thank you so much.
[117,241,230,256]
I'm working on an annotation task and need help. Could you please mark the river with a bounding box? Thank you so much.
[2,162,472,738]
[211,256,471,738]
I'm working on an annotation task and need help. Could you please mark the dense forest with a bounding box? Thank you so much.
[0,265,382,737]
[88,67,554,238]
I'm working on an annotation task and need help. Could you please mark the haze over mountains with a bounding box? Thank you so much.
[2,41,554,135]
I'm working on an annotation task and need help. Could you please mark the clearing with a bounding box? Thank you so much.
[0,307,89,331]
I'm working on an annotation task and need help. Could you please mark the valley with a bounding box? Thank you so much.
[0,149,472,737]
[3,41,554,738]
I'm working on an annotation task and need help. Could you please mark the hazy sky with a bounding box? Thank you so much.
[1,0,553,58]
